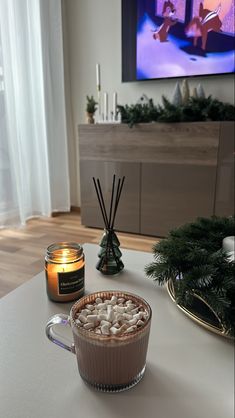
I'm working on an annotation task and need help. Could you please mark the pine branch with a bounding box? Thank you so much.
[117,96,235,127]
[145,216,235,336]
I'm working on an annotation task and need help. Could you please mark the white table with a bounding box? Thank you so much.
[0,244,234,418]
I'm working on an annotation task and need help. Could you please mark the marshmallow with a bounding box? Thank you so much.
[86,304,95,311]
[125,304,135,312]
[123,313,133,321]
[98,313,108,321]
[98,309,107,315]
[110,326,121,335]
[81,309,91,316]
[100,320,111,327]
[125,325,137,333]
[83,322,94,330]
[131,308,139,315]
[97,303,107,310]
[128,318,138,326]
[119,324,128,333]
[101,324,110,335]
[133,313,142,321]
[78,314,87,324]
[115,313,124,322]
[87,315,98,322]
[75,295,149,336]
[107,311,115,322]
[114,306,126,314]
[137,320,145,327]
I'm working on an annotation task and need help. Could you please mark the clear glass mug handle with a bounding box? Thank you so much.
[45,313,76,354]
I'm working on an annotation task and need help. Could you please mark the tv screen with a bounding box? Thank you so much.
[122,0,235,81]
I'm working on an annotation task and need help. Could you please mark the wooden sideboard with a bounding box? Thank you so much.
[78,122,234,237]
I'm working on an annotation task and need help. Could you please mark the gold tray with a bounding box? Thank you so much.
[166,280,233,339]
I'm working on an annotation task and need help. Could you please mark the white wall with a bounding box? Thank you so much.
[63,0,234,206]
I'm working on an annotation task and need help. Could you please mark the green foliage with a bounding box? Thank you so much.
[117,95,235,127]
[117,98,160,128]
[180,96,212,122]
[207,99,235,121]
[145,216,235,336]
[157,96,182,122]
[86,95,98,114]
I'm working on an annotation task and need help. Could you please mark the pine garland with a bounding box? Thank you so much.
[145,217,235,337]
[117,96,235,127]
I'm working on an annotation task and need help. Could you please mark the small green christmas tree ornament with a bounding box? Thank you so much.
[93,175,125,275]
[172,82,182,106]
[197,83,205,98]
[96,229,124,275]
[182,79,190,104]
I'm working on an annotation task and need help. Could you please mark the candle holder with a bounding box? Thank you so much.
[45,242,85,302]
[96,112,121,124]
[93,175,125,275]
[95,91,121,124]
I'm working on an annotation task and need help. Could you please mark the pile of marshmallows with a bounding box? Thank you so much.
[75,295,149,336]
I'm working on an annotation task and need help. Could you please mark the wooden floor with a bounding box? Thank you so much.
[0,211,159,299]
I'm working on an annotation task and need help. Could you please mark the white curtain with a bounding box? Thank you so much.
[0,0,70,227]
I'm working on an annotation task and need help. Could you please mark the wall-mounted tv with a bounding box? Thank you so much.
[122,0,235,81]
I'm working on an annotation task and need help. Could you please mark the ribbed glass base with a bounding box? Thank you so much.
[81,365,146,393]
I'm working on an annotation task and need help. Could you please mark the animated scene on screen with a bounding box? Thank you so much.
[136,0,235,79]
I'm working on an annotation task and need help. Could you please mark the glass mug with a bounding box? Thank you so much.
[45,290,152,392]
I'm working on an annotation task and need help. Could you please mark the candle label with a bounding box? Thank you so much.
[58,267,84,295]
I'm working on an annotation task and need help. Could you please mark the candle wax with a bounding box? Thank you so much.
[45,256,85,302]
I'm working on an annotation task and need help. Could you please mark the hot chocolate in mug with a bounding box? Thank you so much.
[45,290,152,392]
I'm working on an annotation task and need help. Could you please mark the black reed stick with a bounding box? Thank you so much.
[93,175,125,231]
[92,177,108,229]
[108,174,116,229]
[97,179,109,227]
[117,176,125,207]
[112,177,121,224]
[111,176,125,229]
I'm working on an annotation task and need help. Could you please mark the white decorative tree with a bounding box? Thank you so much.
[182,79,190,104]
[197,83,206,98]
[172,82,182,106]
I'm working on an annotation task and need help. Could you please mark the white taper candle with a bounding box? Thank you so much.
[96,63,101,91]
[104,92,108,121]
[113,92,117,120]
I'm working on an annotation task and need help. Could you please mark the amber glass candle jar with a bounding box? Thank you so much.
[45,242,85,302]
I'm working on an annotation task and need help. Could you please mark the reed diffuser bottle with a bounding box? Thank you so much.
[93,175,125,275]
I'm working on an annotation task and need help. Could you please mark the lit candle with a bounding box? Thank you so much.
[96,63,101,92]
[104,92,108,121]
[113,92,117,120]
[45,243,85,302]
